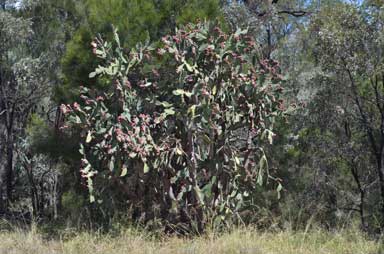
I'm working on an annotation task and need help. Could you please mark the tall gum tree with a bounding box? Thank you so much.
[310,2,384,231]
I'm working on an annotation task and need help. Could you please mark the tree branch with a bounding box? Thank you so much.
[277,10,310,17]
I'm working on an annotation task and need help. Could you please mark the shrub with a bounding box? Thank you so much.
[62,21,286,232]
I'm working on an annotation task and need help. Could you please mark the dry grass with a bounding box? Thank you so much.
[0,226,382,254]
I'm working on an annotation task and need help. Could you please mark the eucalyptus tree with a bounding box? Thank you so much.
[0,0,67,214]
[0,2,47,212]
[307,2,384,231]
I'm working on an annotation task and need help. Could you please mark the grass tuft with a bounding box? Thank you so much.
[0,226,382,254]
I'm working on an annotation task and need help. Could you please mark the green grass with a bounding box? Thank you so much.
[0,226,382,254]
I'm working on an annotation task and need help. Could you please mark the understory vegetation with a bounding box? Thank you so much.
[1,0,384,252]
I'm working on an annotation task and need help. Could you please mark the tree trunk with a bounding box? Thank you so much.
[6,139,13,202]
[350,163,367,230]
[187,128,204,233]
[0,124,7,213]
[0,118,15,212]
[347,67,384,231]
[0,154,5,214]
[376,153,384,230]
[24,160,40,217]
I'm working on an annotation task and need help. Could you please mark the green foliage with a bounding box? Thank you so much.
[61,190,85,218]
[62,21,286,231]
[26,114,49,142]
[306,2,384,231]
[309,3,380,79]
[58,0,222,103]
